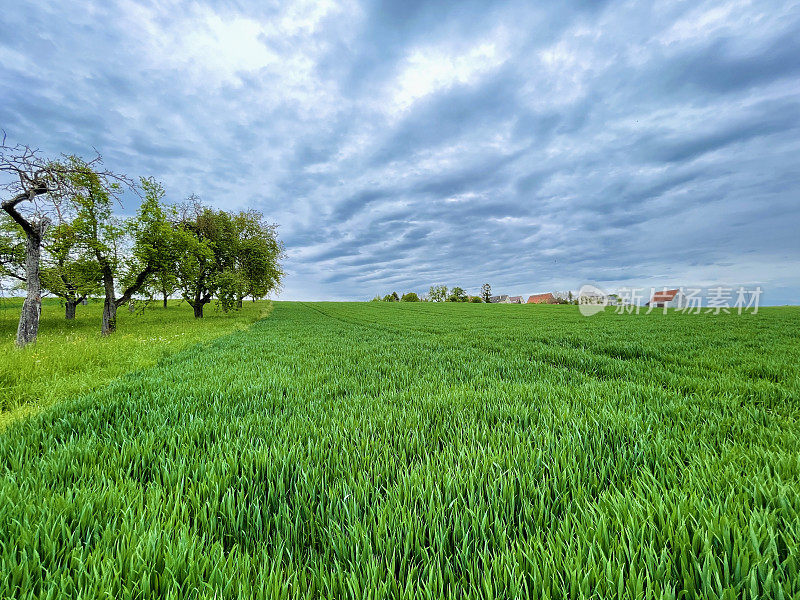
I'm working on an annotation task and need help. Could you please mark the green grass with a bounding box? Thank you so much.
[1,301,799,599]
[0,297,271,428]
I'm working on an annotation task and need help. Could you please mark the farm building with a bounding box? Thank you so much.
[489,295,510,303]
[527,293,557,304]
[646,289,686,308]
[578,290,606,305]
[508,296,523,304]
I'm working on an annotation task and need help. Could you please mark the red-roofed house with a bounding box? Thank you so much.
[527,293,557,304]
[646,288,685,308]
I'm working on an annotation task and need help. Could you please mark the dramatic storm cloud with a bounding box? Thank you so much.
[2,0,799,302]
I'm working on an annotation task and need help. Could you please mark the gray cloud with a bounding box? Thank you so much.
[1,0,799,303]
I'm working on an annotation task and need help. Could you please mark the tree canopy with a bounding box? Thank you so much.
[428,284,448,302]
[481,283,491,303]
[447,287,468,302]
[175,200,284,318]
[1,137,285,343]
[40,221,101,319]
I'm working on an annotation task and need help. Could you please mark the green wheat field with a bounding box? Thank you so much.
[1,301,799,599]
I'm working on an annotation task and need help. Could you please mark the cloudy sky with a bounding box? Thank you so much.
[2,1,799,303]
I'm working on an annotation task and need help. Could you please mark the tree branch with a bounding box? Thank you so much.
[4,270,26,282]
[1,193,37,237]
[115,265,154,307]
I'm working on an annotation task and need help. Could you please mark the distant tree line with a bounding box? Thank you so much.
[372,284,488,303]
[375,291,420,302]
[371,284,577,304]
[1,138,284,347]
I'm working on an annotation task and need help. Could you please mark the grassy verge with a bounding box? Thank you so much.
[0,297,271,428]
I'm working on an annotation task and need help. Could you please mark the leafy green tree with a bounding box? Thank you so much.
[174,226,215,317]
[382,291,399,302]
[214,268,246,313]
[40,221,101,319]
[401,292,419,302]
[0,215,26,287]
[70,169,176,334]
[145,260,180,309]
[481,283,491,303]
[447,287,467,302]
[122,179,184,315]
[174,201,283,318]
[469,295,483,303]
[232,210,284,306]
[1,141,125,345]
[174,201,234,318]
[428,284,448,302]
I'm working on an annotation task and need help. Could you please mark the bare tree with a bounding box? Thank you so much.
[0,135,129,346]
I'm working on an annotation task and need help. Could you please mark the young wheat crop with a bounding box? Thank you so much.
[1,302,798,598]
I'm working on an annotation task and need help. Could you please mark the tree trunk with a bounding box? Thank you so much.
[65,300,77,320]
[163,291,168,308]
[102,298,117,335]
[236,296,243,309]
[101,268,117,336]
[16,225,46,347]
[194,303,204,318]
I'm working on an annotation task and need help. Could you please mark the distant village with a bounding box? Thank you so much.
[374,286,685,307]
[491,288,684,307]
[488,293,563,304]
